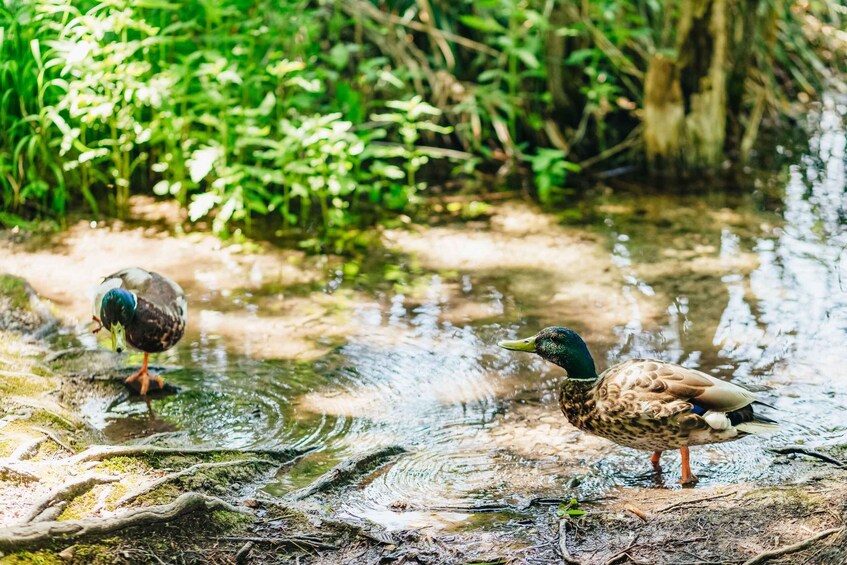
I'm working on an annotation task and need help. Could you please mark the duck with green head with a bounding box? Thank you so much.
[499,327,778,484]
[93,268,187,395]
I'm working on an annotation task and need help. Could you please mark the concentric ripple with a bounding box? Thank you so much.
[83,94,847,530]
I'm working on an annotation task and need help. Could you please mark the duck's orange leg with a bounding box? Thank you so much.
[679,446,698,485]
[124,353,165,396]
[651,450,663,472]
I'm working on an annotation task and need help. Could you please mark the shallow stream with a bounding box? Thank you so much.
[3,98,846,533]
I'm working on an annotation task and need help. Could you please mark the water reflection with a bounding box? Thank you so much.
[71,96,847,529]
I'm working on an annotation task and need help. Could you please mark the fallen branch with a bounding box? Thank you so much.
[23,474,119,523]
[657,491,738,513]
[288,446,406,501]
[0,492,249,551]
[117,459,278,506]
[71,445,304,464]
[770,447,847,469]
[741,526,843,565]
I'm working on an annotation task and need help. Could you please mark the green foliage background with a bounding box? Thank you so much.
[0,0,844,243]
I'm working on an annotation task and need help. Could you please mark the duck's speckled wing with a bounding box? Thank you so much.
[93,267,187,353]
[95,267,186,321]
[594,358,757,420]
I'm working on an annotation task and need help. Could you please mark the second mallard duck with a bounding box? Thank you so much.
[92,268,187,395]
[498,327,778,484]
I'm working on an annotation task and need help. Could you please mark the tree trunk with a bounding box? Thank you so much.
[643,0,730,172]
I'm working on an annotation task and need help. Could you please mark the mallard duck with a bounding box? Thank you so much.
[92,268,187,395]
[498,327,778,484]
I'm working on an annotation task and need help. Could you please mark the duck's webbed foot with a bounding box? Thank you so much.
[124,353,165,396]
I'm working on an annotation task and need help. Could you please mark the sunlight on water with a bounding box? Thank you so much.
[64,95,847,530]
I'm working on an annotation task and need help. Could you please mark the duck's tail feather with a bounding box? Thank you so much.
[736,414,779,434]
[736,420,779,434]
[728,402,779,434]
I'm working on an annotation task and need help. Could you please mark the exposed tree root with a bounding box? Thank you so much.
[288,445,406,500]
[43,347,90,363]
[30,427,74,454]
[771,447,847,469]
[71,444,305,464]
[741,526,844,565]
[219,535,338,551]
[656,490,738,513]
[0,463,40,483]
[0,492,248,551]
[10,436,46,461]
[558,520,582,565]
[23,474,119,523]
[117,459,278,506]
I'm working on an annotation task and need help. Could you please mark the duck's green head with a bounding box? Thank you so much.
[100,288,136,353]
[498,326,597,380]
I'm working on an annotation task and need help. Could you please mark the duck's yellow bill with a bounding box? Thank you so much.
[497,335,537,352]
[110,322,127,353]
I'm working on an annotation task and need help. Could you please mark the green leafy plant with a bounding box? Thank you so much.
[557,497,588,520]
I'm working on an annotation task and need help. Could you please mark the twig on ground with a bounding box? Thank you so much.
[559,520,583,565]
[288,445,406,501]
[657,491,738,513]
[770,447,847,469]
[741,526,844,565]
[23,474,119,523]
[605,534,640,565]
[71,444,304,464]
[234,541,253,564]
[625,505,648,521]
[0,492,249,551]
[117,459,278,506]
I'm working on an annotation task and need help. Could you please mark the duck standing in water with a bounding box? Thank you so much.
[92,268,187,395]
[498,327,778,484]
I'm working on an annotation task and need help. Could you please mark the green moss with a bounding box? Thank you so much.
[71,539,124,565]
[57,489,98,521]
[96,456,150,475]
[134,483,181,506]
[0,373,52,397]
[0,551,63,565]
[28,409,79,431]
[0,275,31,311]
[102,483,129,510]
[0,439,15,458]
[209,509,253,530]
